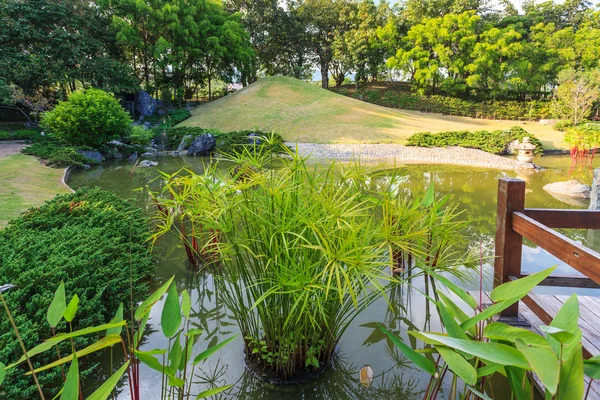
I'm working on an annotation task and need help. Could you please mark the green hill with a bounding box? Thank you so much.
[182,76,563,148]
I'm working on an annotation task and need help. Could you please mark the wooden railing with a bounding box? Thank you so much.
[494,178,600,319]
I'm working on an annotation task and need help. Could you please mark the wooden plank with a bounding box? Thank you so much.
[519,272,600,289]
[555,295,600,336]
[495,178,525,317]
[523,208,600,229]
[512,212,600,285]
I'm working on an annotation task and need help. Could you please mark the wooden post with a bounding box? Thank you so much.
[494,178,525,318]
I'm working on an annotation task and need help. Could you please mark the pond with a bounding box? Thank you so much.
[68,155,600,399]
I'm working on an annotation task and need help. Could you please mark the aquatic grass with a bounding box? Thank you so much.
[150,135,473,380]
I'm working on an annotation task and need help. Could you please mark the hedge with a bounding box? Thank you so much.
[333,88,552,121]
[0,188,154,398]
[406,126,544,156]
[0,129,40,141]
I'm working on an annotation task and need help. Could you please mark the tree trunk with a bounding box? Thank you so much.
[320,61,329,89]
[208,78,212,102]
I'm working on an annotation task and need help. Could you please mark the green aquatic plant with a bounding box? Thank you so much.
[379,265,600,400]
[150,135,473,380]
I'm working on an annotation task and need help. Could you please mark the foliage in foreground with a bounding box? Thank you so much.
[0,188,154,398]
[380,266,600,400]
[563,123,600,161]
[150,137,473,379]
[0,277,234,400]
[41,88,132,149]
[406,127,544,156]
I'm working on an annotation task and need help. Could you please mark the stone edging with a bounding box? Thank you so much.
[62,166,76,193]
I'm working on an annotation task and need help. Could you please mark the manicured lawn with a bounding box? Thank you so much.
[181,76,567,150]
[0,152,70,227]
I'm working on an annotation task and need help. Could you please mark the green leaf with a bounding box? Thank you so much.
[429,272,478,309]
[557,343,584,400]
[422,182,435,207]
[415,333,530,369]
[437,302,469,340]
[133,312,150,349]
[377,324,436,375]
[477,363,506,378]
[6,321,126,369]
[506,366,531,400]
[28,335,122,374]
[540,326,574,343]
[60,354,79,400]
[168,374,185,388]
[135,350,175,376]
[461,296,523,331]
[106,303,124,337]
[437,346,477,386]
[0,362,5,386]
[193,335,237,365]
[87,361,130,400]
[467,386,493,400]
[584,355,600,379]
[436,290,476,337]
[161,283,182,338]
[484,322,550,348]
[196,384,234,399]
[490,266,556,302]
[548,294,581,361]
[63,295,80,323]
[47,281,66,328]
[169,334,183,371]
[515,339,559,395]
[185,328,203,337]
[181,290,191,320]
[135,276,174,321]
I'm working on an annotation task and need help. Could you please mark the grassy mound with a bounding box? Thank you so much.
[181,77,563,148]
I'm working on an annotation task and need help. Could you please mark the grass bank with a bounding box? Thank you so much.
[0,152,70,227]
[181,76,566,150]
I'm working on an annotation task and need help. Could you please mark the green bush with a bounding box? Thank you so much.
[0,188,154,398]
[0,129,40,141]
[21,137,98,167]
[41,88,132,149]
[127,125,156,146]
[407,126,544,155]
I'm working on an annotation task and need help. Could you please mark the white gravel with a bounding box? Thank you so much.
[287,143,519,170]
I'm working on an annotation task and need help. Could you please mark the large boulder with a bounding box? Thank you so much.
[590,168,600,210]
[177,134,194,152]
[139,160,158,168]
[544,180,591,201]
[187,134,216,156]
[76,150,104,164]
[135,90,156,116]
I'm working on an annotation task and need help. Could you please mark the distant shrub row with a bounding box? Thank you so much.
[407,126,544,155]
[333,88,552,121]
[0,129,40,141]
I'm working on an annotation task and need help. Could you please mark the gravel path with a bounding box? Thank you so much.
[0,141,27,160]
[287,143,519,170]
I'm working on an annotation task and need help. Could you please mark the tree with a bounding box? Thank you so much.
[0,81,51,126]
[553,68,600,125]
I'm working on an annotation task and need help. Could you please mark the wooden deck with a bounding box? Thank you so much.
[477,291,600,399]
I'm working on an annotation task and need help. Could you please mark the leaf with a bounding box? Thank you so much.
[161,283,181,338]
[168,374,185,388]
[415,333,530,369]
[377,324,436,375]
[584,355,600,380]
[461,296,523,331]
[47,281,66,328]
[133,312,150,348]
[540,326,574,344]
[135,350,175,376]
[477,363,506,378]
[437,302,469,340]
[169,334,183,371]
[181,289,191,320]
[6,321,126,369]
[28,335,122,374]
[185,328,203,337]
[556,343,584,400]
[135,276,174,321]
[467,386,493,400]
[63,295,79,323]
[87,361,130,400]
[548,294,581,361]
[490,266,556,302]
[515,339,559,395]
[106,303,124,337]
[60,354,79,400]
[0,362,5,386]
[196,384,234,399]
[437,346,477,386]
[422,182,435,207]
[506,366,531,400]
[193,335,237,365]
[429,272,478,309]
[484,322,550,348]
[436,290,476,337]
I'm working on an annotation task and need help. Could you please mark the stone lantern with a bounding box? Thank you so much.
[516,137,536,163]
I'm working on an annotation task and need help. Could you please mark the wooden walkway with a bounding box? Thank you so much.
[493,178,600,399]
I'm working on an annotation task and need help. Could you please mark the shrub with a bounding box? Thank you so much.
[127,125,156,146]
[406,127,544,155]
[0,188,154,398]
[21,137,97,167]
[553,120,574,132]
[0,129,39,141]
[41,88,132,149]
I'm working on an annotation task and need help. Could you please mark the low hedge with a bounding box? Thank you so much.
[407,126,544,155]
[21,137,99,168]
[0,129,40,141]
[333,88,552,121]
[0,188,154,398]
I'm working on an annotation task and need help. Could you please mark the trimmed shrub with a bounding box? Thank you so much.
[21,137,98,167]
[41,88,132,149]
[407,127,544,155]
[0,188,154,398]
[0,129,40,141]
[127,125,155,146]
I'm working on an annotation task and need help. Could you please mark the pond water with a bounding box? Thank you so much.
[68,155,600,399]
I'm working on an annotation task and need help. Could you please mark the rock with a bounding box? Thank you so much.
[82,164,91,170]
[539,119,557,125]
[138,115,145,122]
[142,121,153,130]
[140,152,155,157]
[135,90,156,116]
[113,152,124,160]
[76,150,104,164]
[177,134,194,152]
[543,180,591,199]
[505,139,519,155]
[109,140,125,146]
[127,152,138,161]
[139,160,158,168]
[589,168,600,210]
[157,109,167,117]
[187,134,216,156]
[248,133,261,145]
